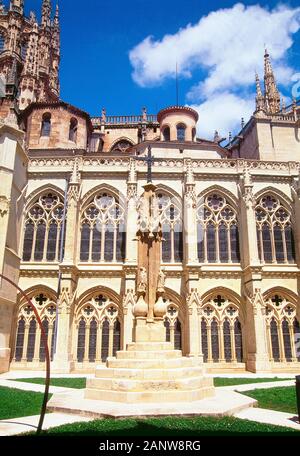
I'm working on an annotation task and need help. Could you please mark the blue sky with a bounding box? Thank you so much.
[15,1,300,138]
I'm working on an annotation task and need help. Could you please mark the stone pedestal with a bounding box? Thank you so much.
[84,340,214,404]
[134,317,166,343]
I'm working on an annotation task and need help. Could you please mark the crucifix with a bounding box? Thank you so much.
[133,145,167,337]
[134,145,155,183]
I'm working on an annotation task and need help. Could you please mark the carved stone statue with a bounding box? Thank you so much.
[137,267,147,294]
[157,268,166,293]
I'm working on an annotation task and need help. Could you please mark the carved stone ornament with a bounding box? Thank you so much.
[0,196,10,217]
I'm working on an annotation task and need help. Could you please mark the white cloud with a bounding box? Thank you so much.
[191,92,254,139]
[129,3,300,137]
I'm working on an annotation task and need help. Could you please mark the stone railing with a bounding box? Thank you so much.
[28,156,300,176]
[91,114,158,126]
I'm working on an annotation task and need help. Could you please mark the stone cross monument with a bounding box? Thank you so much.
[133,147,167,341]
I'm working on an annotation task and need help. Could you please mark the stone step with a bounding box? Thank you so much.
[87,376,213,392]
[115,350,182,360]
[84,386,215,403]
[106,357,202,369]
[126,342,174,351]
[95,366,204,380]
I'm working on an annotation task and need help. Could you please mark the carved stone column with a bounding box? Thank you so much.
[187,289,203,359]
[63,158,81,264]
[125,159,138,264]
[239,168,260,267]
[245,288,271,372]
[51,281,75,373]
[122,286,135,350]
[183,160,198,264]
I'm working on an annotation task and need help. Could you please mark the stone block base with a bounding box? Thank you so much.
[0,348,10,373]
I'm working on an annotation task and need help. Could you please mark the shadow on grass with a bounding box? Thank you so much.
[24,416,300,437]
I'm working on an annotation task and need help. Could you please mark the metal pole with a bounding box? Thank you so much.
[53,178,69,355]
[0,274,50,435]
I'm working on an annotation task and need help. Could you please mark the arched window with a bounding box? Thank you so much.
[162,126,170,141]
[21,41,28,60]
[176,123,186,141]
[192,128,196,141]
[74,294,121,364]
[22,193,65,262]
[110,140,133,153]
[69,118,78,143]
[41,113,51,137]
[197,193,240,263]
[265,294,300,363]
[80,193,126,263]
[201,294,244,364]
[256,195,295,264]
[13,293,57,365]
[164,304,182,350]
[157,193,182,263]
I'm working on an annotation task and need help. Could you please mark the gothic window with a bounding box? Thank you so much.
[164,304,182,350]
[41,112,51,137]
[174,319,182,350]
[197,193,240,263]
[77,319,86,363]
[13,293,57,364]
[164,318,170,342]
[88,318,97,363]
[101,319,109,362]
[69,118,78,143]
[22,193,65,262]
[157,193,183,263]
[162,126,170,141]
[75,294,121,364]
[113,319,121,356]
[21,41,28,60]
[39,318,49,362]
[265,294,300,363]
[223,319,232,362]
[15,318,25,362]
[201,294,243,364]
[234,320,243,362]
[256,195,295,264]
[110,140,133,153]
[80,193,126,263]
[201,319,208,362]
[26,319,36,362]
[176,123,186,141]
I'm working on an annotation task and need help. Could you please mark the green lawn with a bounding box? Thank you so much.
[214,377,292,387]
[11,377,86,389]
[0,386,52,420]
[243,386,298,414]
[33,416,299,436]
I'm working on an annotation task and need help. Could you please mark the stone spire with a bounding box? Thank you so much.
[9,0,24,14]
[263,49,280,114]
[41,0,52,28]
[255,72,265,114]
[50,2,60,96]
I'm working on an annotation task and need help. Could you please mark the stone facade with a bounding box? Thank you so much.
[0,2,300,375]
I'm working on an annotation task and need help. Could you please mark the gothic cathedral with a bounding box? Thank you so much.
[0,0,299,375]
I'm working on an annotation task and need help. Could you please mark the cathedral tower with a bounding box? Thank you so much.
[0,0,60,113]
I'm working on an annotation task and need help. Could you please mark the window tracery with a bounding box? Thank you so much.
[157,193,182,263]
[197,193,240,263]
[201,294,243,363]
[256,195,295,263]
[22,193,65,262]
[80,193,126,263]
[265,294,300,363]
